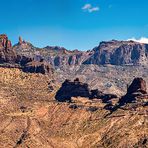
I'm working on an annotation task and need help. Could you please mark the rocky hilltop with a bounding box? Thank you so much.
[55,78,117,102]
[119,77,148,105]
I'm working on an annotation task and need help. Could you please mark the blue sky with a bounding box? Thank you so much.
[0,0,148,50]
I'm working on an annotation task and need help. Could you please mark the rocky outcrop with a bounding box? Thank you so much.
[19,36,23,44]
[0,34,17,63]
[104,78,148,115]
[55,78,90,102]
[0,34,12,49]
[119,77,148,105]
[22,59,54,75]
[127,78,147,95]
[55,78,117,102]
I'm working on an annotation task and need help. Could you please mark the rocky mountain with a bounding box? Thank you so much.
[14,38,148,68]
[1,34,148,94]
[13,38,93,68]
[84,40,148,65]
[0,34,54,75]
[1,35,146,70]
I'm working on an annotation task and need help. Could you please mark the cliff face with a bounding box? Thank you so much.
[23,60,54,75]
[83,40,148,65]
[0,34,17,63]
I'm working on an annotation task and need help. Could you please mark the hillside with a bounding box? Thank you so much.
[0,67,148,148]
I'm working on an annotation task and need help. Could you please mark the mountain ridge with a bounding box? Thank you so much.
[12,36,148,68]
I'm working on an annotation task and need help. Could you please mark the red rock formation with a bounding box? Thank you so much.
[0,34,16,63]
[6,40,12,49]
[55,78,91,102]
[118,78,147,106]
[0,34,12,49]
[127,78,147,95]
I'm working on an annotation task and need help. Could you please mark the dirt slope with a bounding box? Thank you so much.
[0,67,147,148]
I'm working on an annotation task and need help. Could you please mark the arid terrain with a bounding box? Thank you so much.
[0,34,148,148]
[0,67,148,148]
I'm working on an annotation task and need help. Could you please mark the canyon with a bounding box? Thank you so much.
[0,34,148,147]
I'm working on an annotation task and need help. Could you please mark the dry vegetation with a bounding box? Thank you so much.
[0,67,148,148]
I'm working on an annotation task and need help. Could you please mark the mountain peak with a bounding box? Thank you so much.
[18,36,23,44]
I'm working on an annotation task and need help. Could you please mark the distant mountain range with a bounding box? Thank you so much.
[13,37,148,68]
[0,34,148,70]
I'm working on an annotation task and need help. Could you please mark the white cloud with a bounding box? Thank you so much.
[127,37,148,44]
[89,7,99,13]
[82,4,91,10]
[82,4,100,13]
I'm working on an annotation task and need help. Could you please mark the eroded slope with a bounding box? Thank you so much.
[0,67,148,148]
